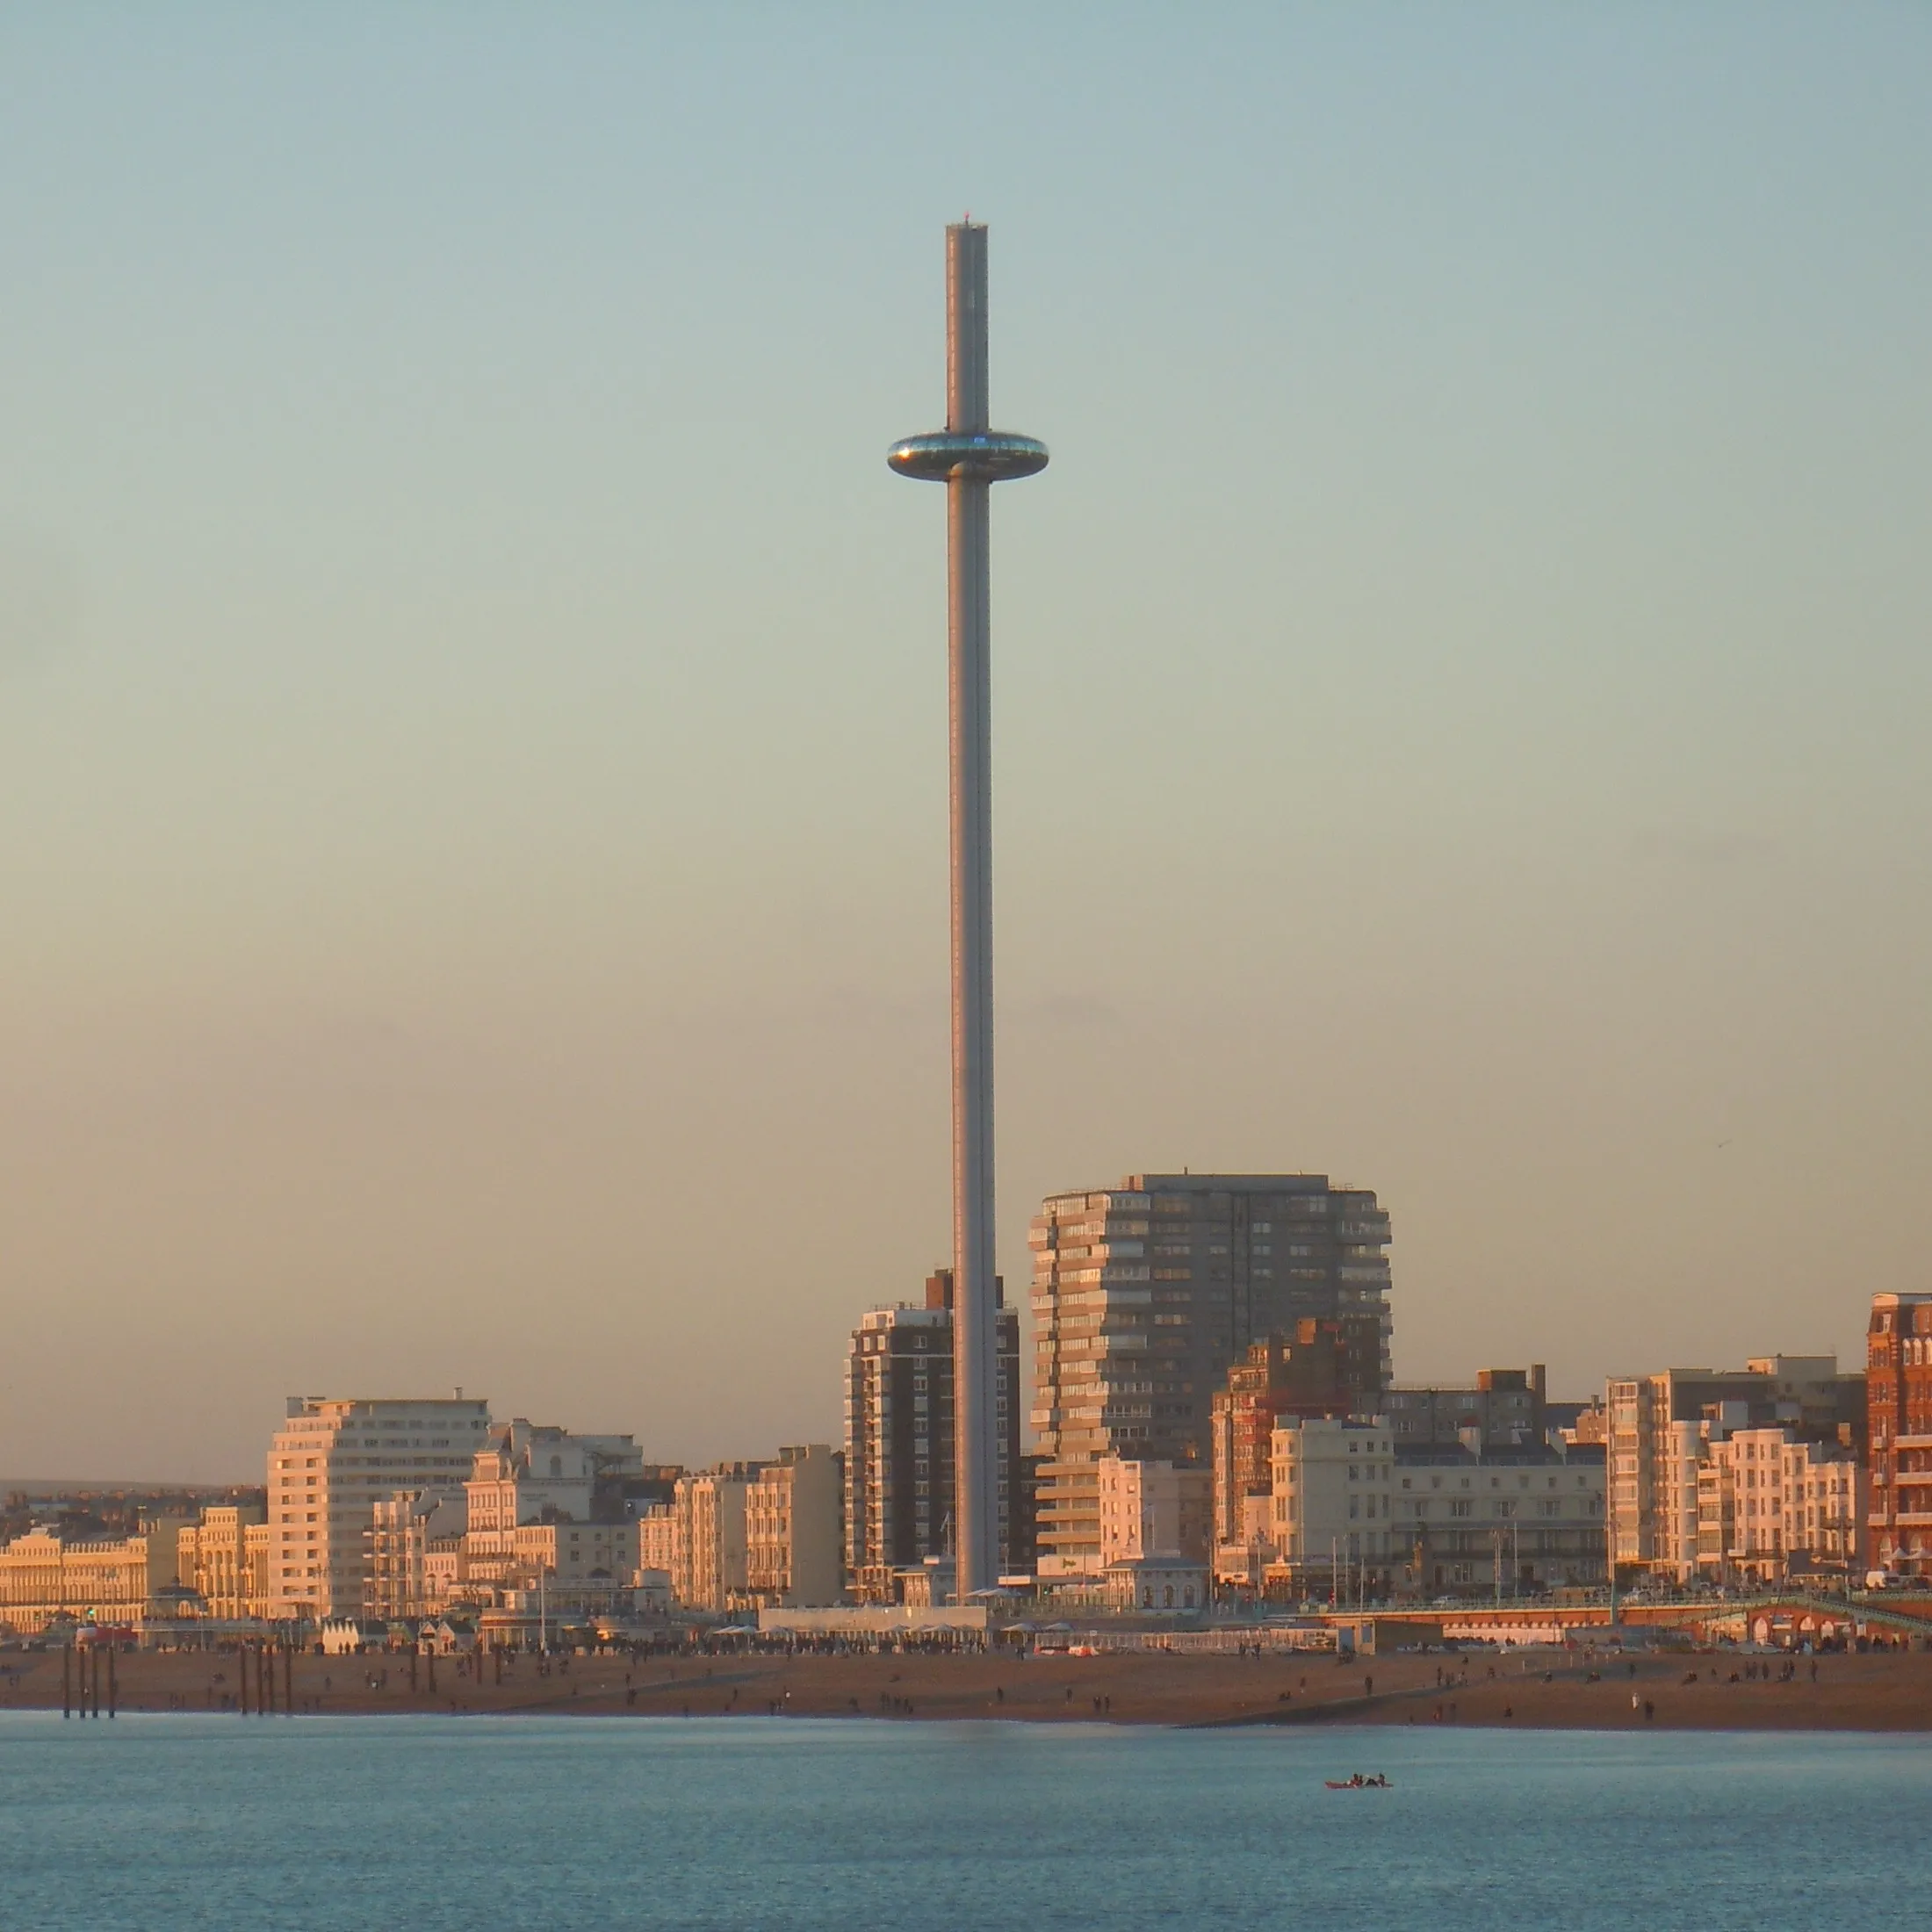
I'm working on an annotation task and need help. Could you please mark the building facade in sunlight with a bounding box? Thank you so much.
[843,1271,1022,1601]
[177,1503,269,1621]
[1608,1355,1864,1585]
[0,1517,191,1635]
[1865,1294,1932,1578]
[1030,1174,1393,1575]
[743,1445,844,1609]
[265,1396,492,1620]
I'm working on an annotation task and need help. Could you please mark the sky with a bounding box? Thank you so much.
[2,4,1928,1481]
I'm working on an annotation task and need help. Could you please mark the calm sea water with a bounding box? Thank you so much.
[1,1714,1926,1930]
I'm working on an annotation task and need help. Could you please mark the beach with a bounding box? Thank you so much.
[11,1640,1932,1730]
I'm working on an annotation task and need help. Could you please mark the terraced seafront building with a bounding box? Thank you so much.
[1607,1356,1865,1584]
[1029,1174,1393,1575]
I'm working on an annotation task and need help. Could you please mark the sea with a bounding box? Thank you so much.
[1,1714,1925,1930]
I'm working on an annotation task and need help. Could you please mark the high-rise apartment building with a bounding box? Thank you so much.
[843,1272,1021,1602]
[266,1396,492,1619]
[1608,1358,1863,1583]
[1867,1293,1932,1576]
[1030,1174,1392,1575]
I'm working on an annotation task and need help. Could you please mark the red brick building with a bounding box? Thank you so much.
[1868,1292,1932,1575]
[1209,1317,1382,1548]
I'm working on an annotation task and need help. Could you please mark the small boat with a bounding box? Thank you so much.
[1325,1776,1392,1790]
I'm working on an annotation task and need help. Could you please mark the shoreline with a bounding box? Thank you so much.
[10,1707,1932,1741]
[10,1644,1932,1733]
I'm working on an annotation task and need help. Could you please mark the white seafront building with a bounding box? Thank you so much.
[266,1396,492,1620]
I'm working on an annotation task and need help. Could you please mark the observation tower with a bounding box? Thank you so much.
[888,222,1047,1602]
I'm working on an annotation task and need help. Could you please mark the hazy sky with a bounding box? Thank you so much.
[3,5,1928,1481]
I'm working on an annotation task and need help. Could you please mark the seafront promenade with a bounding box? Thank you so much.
[1321,1589,1932,1649]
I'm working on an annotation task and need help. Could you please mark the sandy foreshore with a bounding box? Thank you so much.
[9,1643,1932,1731]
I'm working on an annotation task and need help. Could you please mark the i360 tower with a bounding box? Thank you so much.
[888,222,1047,1600]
